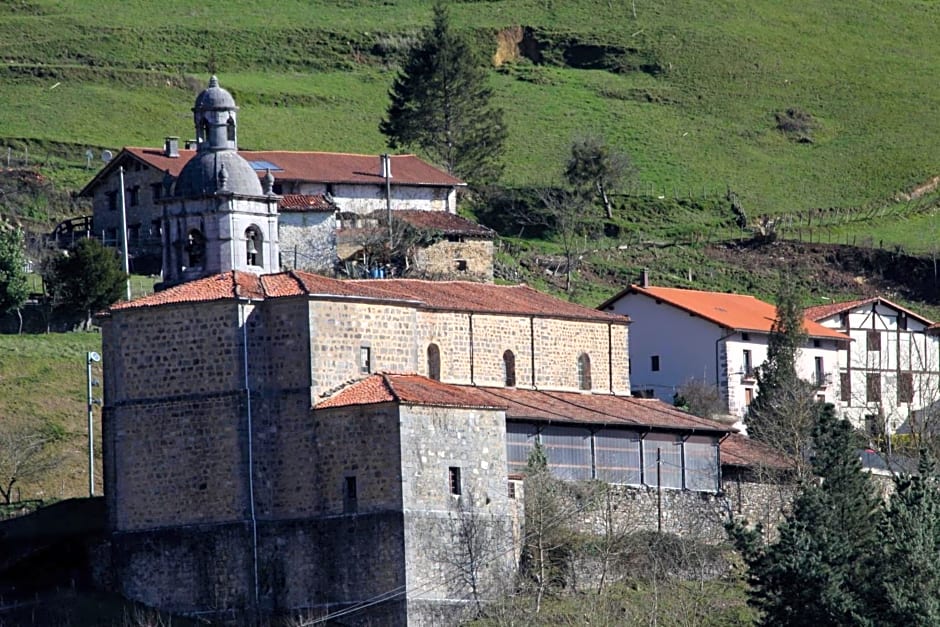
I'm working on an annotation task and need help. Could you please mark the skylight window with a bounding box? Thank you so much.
[247,160,283,172]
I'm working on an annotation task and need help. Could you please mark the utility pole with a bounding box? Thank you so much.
[87,351,101,497]
[118,166,131,300]
[383,154,393,245]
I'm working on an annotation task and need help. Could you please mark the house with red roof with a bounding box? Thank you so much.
[599,278,849,419]
[805,296,940,435]
[99,268,788,623]
[78,81,471,277]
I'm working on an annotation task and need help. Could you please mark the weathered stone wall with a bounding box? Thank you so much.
[413,240,493,282]
[310,404,404,516]
[111,522,253,615]
[530,318,629,393]
[545,474,792,546]
[413,311,630,393]
[112,516,408,624]
[308,300,418,398]
[102,302,252,532]
[398,404,518,627]
[278,212,336,272]
[103,301,244,403]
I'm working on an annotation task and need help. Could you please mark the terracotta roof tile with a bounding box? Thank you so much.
[109,272,246,310]
[279,194,336,212]
[380,210,494,238]
[805,296,934,326]
[80,148,465,197]
[317,375,397,408]
[602,285,848,342]
[110,271,624,323]
[317,374,732,434]
[803,297,874,321]
[719,434,792,470]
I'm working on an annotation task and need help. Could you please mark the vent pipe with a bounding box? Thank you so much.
[164,136,179,158]
[641,268,649,288]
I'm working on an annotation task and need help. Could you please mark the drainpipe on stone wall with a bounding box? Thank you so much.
[608,323,614,394]
[238,296,261,611]
[529,316,537,389]
[468,313,475,385]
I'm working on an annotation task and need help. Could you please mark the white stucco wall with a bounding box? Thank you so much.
[608,292,842,417]
[290,182,456,214]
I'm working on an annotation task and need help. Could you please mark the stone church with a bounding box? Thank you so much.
[79,77,493,281]
[98,79,777,625]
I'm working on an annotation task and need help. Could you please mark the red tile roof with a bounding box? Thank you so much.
[719,434,792,470]
[279,194,336,212]
[600,285,848,342]
[79,148,464,196]
[317,373,732,434]
[108,272,265,311]
[384,210,494,238]
[804,296,934,326]
[109,271,626,323]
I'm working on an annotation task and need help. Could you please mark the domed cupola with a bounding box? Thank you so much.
[173,76,263,198]
[193,75,238,152]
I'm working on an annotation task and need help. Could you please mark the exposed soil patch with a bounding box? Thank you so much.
[704,239,940,308]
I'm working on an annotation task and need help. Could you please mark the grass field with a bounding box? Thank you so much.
[0,332,103,501]
[0,0,939,218]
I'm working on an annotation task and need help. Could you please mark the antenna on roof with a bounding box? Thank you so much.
[101,150,113,163]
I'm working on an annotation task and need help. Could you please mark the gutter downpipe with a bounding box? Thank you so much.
[530,316,536,388]
[469,313,475,385]
[608,323,614,394]
[238,295,260,611]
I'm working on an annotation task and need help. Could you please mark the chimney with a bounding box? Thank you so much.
[640,268,649,288]
[164,136,179,158]
[381,154,392,179]
[185,139,197,150]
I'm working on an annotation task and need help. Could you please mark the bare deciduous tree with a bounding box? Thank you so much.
[0,421,66,504]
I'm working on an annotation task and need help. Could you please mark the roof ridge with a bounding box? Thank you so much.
[378,372,402,403]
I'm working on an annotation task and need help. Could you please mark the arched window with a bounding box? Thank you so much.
[503,350,516,387]
[226,116,236,142]
[185,229,205,268]
[427,344,441,381]
[200,119,210,143]
[577,353,592,390]
[245,226,263,266]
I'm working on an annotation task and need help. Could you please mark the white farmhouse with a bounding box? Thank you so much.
[599,281,848,417]
[805,297,940,435]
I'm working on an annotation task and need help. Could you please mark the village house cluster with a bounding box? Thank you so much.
[94,77,932,624]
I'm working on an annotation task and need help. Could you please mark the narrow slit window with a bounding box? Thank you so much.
[360,346,372,374]
[344,476,357,513]
[503,350,516,387]
[449,467,462,496]
[427,343,441,380]
[577,353,592,390]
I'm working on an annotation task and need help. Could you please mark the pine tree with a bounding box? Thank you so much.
[0,228,29,334]
[380,3,506,185]
[747,280,817,474]
[44,238,127,329]
[729,405,878,626]
[873,453,940,624]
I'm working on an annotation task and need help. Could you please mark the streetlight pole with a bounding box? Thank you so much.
[87,351,101,497]
[118,166,131,300]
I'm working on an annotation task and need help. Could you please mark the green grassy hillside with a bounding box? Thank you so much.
[1,0,939,217]
[0,332,103,502]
